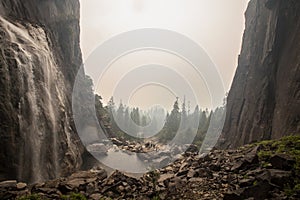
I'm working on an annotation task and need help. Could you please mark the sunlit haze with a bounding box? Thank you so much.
[80,0,249,110]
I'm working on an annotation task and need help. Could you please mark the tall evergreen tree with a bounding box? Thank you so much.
[106,96,119,136]
[107,97,115,116]
[116,100,125,129]
[181,96,187,118]
[141,115,148,127]
[124,107,130,132]
[168,98,180,131]
[130,107,140,136]
[159,98,181,141]
[181,96,187,130]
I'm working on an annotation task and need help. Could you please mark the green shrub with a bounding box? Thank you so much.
[18,194,41,200]
[256,136,300,197]
[61,193,87,200]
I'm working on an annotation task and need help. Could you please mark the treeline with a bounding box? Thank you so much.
[96,96,165,140]
[95,95,225,149]
[75,75,225,149]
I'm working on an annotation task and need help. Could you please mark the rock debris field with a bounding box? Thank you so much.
[1,136,300,200]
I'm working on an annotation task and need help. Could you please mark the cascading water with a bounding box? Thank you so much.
[0,16,76,183]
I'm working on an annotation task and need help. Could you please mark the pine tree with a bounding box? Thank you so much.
[116,100,125,129]
[181,96,187,130]
[106,96,118,136]
[130,108,141,136]
[181,96,187,118]
[141,115,148,127]
[160,98,181,141]
[168,98,180,131]
[107,97,115,116]
[124,107,130,132]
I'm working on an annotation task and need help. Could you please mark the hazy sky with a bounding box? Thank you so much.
[80,0,249,110]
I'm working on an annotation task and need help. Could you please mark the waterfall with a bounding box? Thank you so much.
[0,16,74,183]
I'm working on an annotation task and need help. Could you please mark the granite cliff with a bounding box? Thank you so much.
[0,0,85,183]
[219,0,300,148]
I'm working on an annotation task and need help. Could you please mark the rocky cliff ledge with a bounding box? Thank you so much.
[0,0,85,183]
[219,0,300,148]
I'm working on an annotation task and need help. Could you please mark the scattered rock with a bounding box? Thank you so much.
[187,169,196,178]
[0,180,17,188]
[240,180,273,200]
[89,193,102,200]
[231,146,259,171]
[86,143,108,156]
[239,178,254,187]
[16,182,27,190]
[256,168,292,187]
[270,154,296,170]
[158,174,174,184]
[1,140,298,200]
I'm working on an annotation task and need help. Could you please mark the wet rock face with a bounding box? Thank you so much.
[0,0,84,183]
[219,0,300,148]
[0,0,82,85]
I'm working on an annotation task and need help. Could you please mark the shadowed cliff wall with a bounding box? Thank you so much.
[219,0,300,148]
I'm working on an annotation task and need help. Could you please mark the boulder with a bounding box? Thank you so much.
[58,169,107,193]
[16,182,27,190]
[0,180,17,188]
[223,192,243,200]
[239,178,255,187]
[257,169,291,187]
[89,193,102,200]
[225,180,273,200]
[187,169,196,178]
[111,138,124,146]
[158,174,174,184]
[231,147,259,171]
[269,154,295,170]
[86,143,108,156]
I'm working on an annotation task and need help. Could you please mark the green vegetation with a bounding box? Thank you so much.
[257,150,273,160]
[61,193,87,200]
[253,180,258,186]
[149,169,160,196]
[144,167,161,200]
[95,95,225,149]
[243,174,249,179]
[256,136,300,167]
[255,136,300,197]
[18,194,41,200]
[152,196,160,200]
[18,193,87,200]
[284,183,300,197]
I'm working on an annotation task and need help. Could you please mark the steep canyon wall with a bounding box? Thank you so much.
[219,0,300,148]
[0,0,85,183]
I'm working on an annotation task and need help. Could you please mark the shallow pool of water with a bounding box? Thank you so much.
[95,148,150,174]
